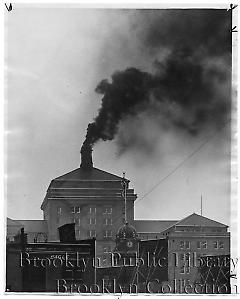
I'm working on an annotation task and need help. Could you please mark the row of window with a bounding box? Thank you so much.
[57,206,113,215]
[70,218,113,226]
[75,230,113,238]
[176,227,224,233]
[56,216,113,226]
[180,240,225,250]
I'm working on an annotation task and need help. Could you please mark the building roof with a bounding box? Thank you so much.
[134,213,228,234]
[116,223,138,239]
[7,218,23,227]
[54,167,125,181]
[14,220,48,233]
[175,213,228,228]
[41,167,136,210]
[134,220,178,233]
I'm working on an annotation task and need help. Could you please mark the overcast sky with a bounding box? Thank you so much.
[5,5,232,226]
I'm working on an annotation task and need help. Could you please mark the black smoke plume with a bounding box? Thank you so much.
[81,9,231,153]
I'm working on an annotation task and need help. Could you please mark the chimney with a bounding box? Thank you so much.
[80,142,93,170]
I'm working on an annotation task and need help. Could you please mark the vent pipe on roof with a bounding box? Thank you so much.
[80,142,93,170]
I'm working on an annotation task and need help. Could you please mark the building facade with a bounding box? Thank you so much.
[40,147,137,259]
[135,213,230,292]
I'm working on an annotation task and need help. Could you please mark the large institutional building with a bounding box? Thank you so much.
[7,146,230,288]
[41,146,136,259]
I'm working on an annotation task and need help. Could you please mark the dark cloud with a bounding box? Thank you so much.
[82,9,232,154]
[136,9,231,57]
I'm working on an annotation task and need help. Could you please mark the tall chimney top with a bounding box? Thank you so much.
[80,142,93,170]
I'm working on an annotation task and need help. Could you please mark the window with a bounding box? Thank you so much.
[71,206,80,214]
[185,266,190,274]
[104,230,112,238]
[104,218,112,225]
[180,241,190,250]
[180,265,191,275]
[76,218,81,226]
[197,241,207,249]
[88,230,96,238]
[71,217,80,225]
[103,275,112,288]
[56,216,60,224]
[214,241,224,249]
[8,236,15,242]
[89,206,96,214]
[180,266,185,274]
[103,246,111,254]
[57,207,62,215]
[180,253,185,261]
[103,207,112,215]
[76,230,81,238]
[89,218,96,225]
[197,241,201,249]
[180,241,185,249]
[219,241,224,249]
[180,253,190,265]
[185,279,190,285]
[185,253,190,265]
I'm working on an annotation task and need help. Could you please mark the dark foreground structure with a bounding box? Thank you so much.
[6,226,169,293]
[6,226,231,294]
[96,238,169,294]
[6,226,96,292]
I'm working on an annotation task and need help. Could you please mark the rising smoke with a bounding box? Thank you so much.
[81,9,232,154]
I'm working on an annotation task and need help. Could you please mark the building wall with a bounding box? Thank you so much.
[42,176,136,261]
[167,232,230,288]
[136,223,230,293]
[138,232,164,240]
[45,199,134,242]
[7,225,22,242]
[6,246,23,291]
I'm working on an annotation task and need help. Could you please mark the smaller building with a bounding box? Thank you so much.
[7,218,48,243]
[7,218,23,242]
[6,227,96,293]
[134,213,230,293]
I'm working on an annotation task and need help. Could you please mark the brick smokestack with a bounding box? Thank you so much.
[80,142,93,170]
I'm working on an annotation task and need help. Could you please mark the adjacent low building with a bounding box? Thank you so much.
[7,218,47,243]
[135,213,230,290]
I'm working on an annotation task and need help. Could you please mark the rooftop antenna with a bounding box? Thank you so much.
[200,195,203,216]
[121,172,127,224]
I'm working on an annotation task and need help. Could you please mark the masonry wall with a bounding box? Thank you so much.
[167,232,230,290]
